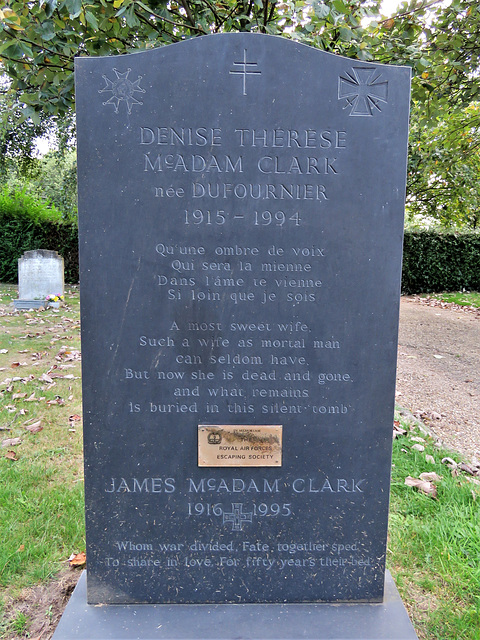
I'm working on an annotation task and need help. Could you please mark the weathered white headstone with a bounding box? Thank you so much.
[14,250,64,309]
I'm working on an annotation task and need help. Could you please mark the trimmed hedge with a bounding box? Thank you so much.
[402,231,480,294]
[0,189,79,283]
[0,216,79,283]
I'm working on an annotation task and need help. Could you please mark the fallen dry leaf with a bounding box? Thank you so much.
[5,450,18,461]
[46,396,65,406]
[442,456,458,469]
[393,422,407,438]
[425,454,436,464]
[68,551,86,568]
[68,414,81,431]
[2,437,22,448]
[405,476,437,498]
[412,443,425,452]
[458,463,477,476]
[25,420,43,433]
[419,472,442,483]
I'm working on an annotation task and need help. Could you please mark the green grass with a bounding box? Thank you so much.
[0,284,84,600]
[425,291,480,308]
[11,611,28,635]
[1,284,480,639]
[388,415,480,639]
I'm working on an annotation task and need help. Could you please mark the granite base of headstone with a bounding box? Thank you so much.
[53,570,417,640]
[14,249,64,310]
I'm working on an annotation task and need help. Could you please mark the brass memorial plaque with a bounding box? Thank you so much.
[198,425,282,467]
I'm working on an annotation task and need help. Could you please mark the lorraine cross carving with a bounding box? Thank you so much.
[99,68,145,114]
[223,503,253,531]
[229,49,261,96]
[338,67,388,116]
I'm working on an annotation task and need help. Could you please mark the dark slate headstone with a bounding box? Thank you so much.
[75,33,411,606]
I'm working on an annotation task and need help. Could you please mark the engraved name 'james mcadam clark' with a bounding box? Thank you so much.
[75,33,411,605]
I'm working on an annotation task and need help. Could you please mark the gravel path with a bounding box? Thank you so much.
[396,297,480,463]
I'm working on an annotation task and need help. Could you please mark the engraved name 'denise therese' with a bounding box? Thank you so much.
[140,127,347,175]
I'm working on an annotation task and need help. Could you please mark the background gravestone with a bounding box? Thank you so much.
[75,34,411,606]
[14,249,64,310]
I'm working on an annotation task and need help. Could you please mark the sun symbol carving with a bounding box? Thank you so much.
[99,68,145,114]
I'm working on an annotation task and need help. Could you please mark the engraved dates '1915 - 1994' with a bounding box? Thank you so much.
[183,209,301,226]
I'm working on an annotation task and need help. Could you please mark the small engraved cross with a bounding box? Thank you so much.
[223,503,253,531]
[229,50,261,96]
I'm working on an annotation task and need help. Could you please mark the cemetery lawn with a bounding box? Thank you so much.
[0,284,84,639]
[423,291,480,309]
[389,414,480,639]
[0,283,479,639]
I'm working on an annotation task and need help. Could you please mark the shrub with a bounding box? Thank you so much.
[0,187,78,283]
[402,231,480,294]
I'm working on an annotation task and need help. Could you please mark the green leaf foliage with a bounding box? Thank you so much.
[406,103,480,230]
[0,1,385,117]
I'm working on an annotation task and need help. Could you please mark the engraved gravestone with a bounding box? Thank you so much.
[14,250,64,310]
[74,34,411,610]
